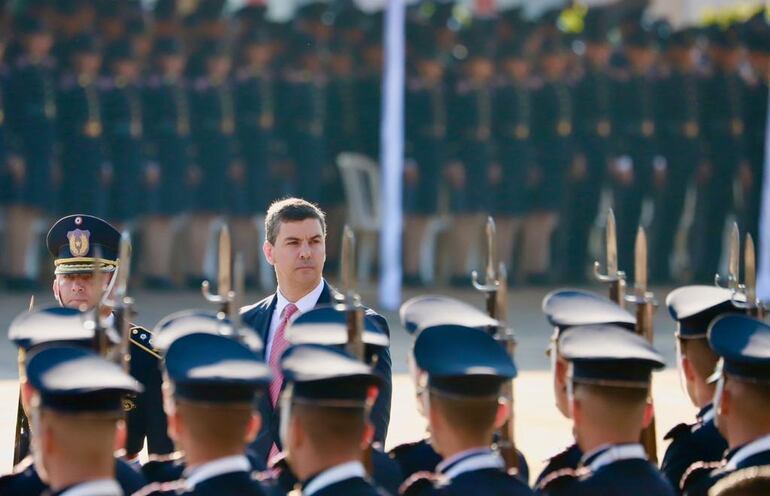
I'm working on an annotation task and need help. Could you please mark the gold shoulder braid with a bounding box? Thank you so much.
[129,326,161,359]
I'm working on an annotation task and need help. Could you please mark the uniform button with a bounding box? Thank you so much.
[132,329,138,335]
[141,333,147,340]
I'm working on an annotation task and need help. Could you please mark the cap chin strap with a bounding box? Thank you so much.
[566,362,576,418]
[713,375,726,430]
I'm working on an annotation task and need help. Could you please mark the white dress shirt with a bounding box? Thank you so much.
[264,279,325,361]
[184,454,252,489]
[303,461,367,496]
[724,433,770,470]
[58,479,122,496]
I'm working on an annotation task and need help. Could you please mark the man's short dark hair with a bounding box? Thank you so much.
[265,198,327,245]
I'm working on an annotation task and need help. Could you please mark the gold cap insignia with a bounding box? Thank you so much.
[67,229,91,257]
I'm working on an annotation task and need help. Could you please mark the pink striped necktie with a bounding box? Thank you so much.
[267,303,299,463]
[268,302,299,406]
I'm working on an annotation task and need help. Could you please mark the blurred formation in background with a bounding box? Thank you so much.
[0,0,768,292]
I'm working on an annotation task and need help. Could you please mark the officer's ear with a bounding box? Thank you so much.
[114,419,127,452]
[681,356,696,382]
[52,277,60,302]
[641,399,655,429]
[263,240,275,266]
[494,400,510,430]
[245,413,261,444]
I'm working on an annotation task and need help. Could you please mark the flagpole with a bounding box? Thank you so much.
[756,84,770,303]
[378,0,405,311]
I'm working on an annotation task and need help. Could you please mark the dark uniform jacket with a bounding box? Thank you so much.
[240,281,392,463]
[538,443,675,496]
[404,78,448,215]
[0,455,146,496]
[493,75,534,215]
[660,403,726,493]
[3,55,57,210]
[400,448,534,496]
[532,78,576,211]
[101,76,146,221]
[125,325,174,457]
[189,76,238,214]
[389,438,529,484]
[56,73,108,215]
[135,456,267,496]
[142,74,194,215]
[681,435,770,496]
[299,461,388,496]
[535,442,582,487]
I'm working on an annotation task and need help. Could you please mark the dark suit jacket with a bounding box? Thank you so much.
[240,281,393,462]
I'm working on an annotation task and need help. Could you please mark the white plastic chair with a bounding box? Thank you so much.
[337,152,381,283]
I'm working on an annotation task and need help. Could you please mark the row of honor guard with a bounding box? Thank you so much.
[4,209,770,495]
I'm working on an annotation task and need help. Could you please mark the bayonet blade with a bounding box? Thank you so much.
[746,233,757,308]
[485,217,498,284]
[115,231,132,298]
[217,224,232,297]
[728,223,740,290]
[340,225,356,298]
[634,226,648,297]
[606,209,618,277]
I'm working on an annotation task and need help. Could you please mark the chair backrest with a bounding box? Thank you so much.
[336,152,381,230]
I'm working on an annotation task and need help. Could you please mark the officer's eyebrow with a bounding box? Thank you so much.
[283,234,323,243]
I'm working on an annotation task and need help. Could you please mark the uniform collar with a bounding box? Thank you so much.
[698,403,716,424]
[303,461,366,496]
[275,279,325,319]
[725,433,770,470]
[184,455,251,488]
[581,443,647,472]
[436,448,504,480]
[57,479,122,496]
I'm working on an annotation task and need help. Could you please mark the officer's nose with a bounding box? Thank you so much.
[299,241,311,259]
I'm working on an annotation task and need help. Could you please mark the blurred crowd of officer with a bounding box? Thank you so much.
[0,0,768,292]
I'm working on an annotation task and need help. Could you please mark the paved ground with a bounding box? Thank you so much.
[0,283,696,478]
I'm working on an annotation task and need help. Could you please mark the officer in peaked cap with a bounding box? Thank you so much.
[45,214,174,460]
[400,324,533,496]
[691,26,747,283]
[16,346,142,496]
[135,331,272,496]
[1,306,149,496]
[661,286,742,492]
[741,21,770,243]
[392,295,530,484]
[652,28,704,283]
[3,10,56,292]
[536,289,637,486]
[277,344,385,495]
[612,26,662,283]
[680,315,770,495]
[259,306,403,495]
[538,325,673,495]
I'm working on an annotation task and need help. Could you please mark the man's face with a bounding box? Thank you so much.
[52,272,109,310]
[264,219,325,291]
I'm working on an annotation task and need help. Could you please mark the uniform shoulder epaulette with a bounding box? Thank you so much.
[664,422,693,441]
[535,467,583,491]
[399,471,447,496]
[131,480,187,496]
[130,326,161,358]
[679,459,724,491]
[388,439,423,458]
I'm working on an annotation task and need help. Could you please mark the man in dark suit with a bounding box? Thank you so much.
[240,197,392,464]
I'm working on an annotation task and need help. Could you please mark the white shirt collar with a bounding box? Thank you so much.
[436,448,504,480]
[303,461,366,496]
[581,443,647,472]
[58,479,122,496]
[275,279,325,319]
[184,455,251,488]
[725,433,770,470]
